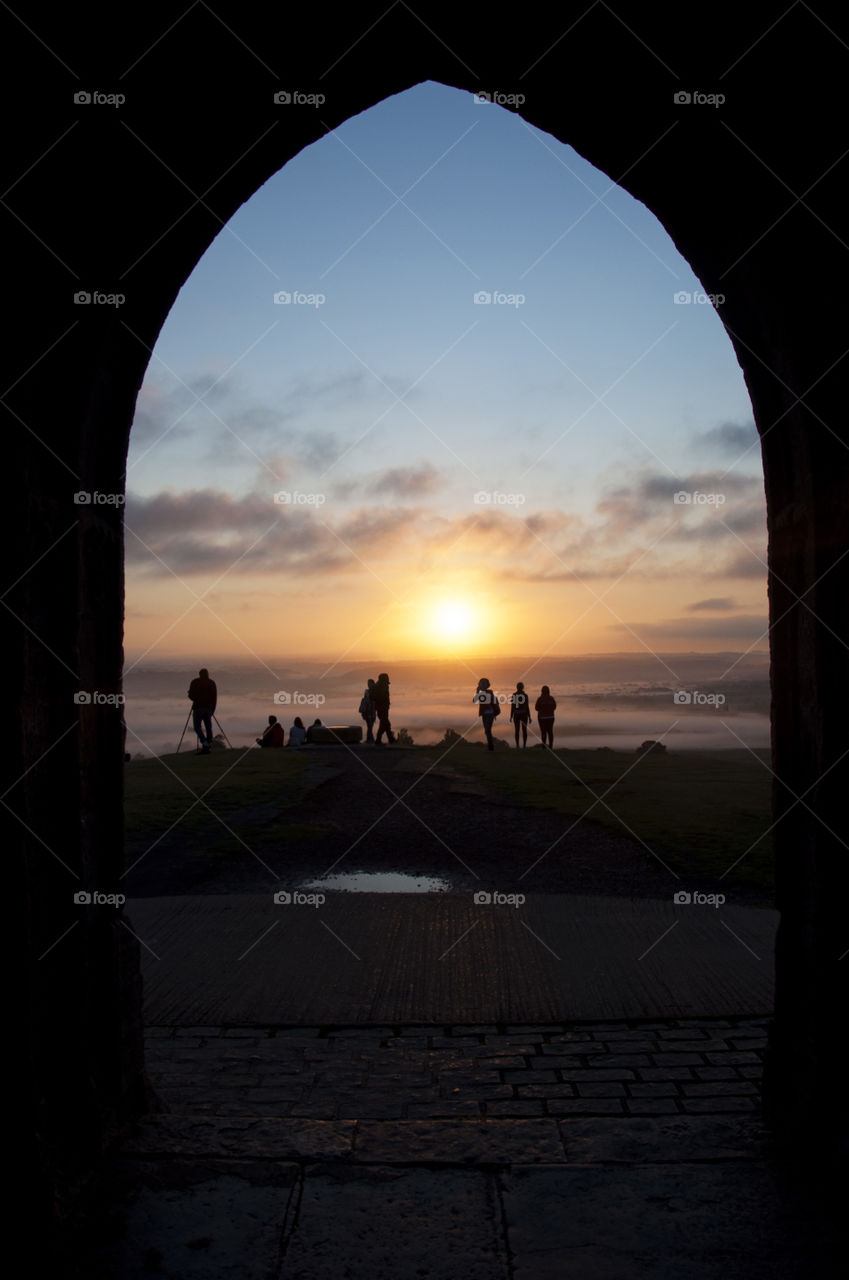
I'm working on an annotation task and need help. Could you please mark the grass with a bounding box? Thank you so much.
[415,741,775,899]
[124,747,329,850]
[124,741,776,900]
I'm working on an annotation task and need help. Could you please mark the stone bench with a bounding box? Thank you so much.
[307,725,363,745]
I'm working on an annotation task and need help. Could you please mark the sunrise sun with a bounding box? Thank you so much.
[432,599,475,642]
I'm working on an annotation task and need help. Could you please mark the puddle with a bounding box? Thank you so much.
[297,871,451,893]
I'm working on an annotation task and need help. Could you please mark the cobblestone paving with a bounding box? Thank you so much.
[146,1016,767,1121]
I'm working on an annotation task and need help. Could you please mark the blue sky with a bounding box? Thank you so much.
[125,80,766,662]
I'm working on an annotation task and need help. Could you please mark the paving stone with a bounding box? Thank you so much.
[428,1036,483,1048]
[502,1069,558,1083]
[544,1033,594,1044]
[523,1055,582,1069]
[739,1066,764,1079]
[547,1099,625,1115]
[467,1052,529,1068]
[354,1120,565,1164]
[83,1161,299,1278]
[562,1069,637,1082]
[451,1025,499,1035]
[122,1116,355,1159]
[517,1084,576,1099]
[501,1162,840,1280]
[682,1097,757,1113]
[655,1027,712,1039]
[443,1084,514,1100]
[558,1115,768,1163]
[675,1019,732,1027]
[625,1099,681,1115]
[681,1082,758,1096]
[573,1022,629,1031]
[638,1067,695,1081]
[730,1038,768,1051]
[705,1051,760,1065]
[598,1041,659,1054]
[282,1165,507,1278]
[651,1053,705,1066]
[627,1083,680,1097]
[485,1100,545,1116]
[692,1066,740,1080]
[407,1100,483,1118]
[144,1027,175,1038]
[584,1054,651,1067]
[577,1083,627,1097]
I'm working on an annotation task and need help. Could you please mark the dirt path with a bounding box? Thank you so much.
[124,745,748,903]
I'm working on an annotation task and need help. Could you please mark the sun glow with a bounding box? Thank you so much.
[433,599,475,640]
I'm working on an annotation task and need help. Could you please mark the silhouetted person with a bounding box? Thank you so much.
[359,679,376,743]
[373,673,395,744]
[256,714,285,748]
[474,677,500,751]
[536,685,556,748]
[305,718,323,744]
[510,681,530,748]
[188,666,217,754]
[288,716,307,747]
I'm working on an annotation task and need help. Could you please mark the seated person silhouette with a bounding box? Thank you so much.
[288,717,307,747]
[256,714,285,748]
[305,718,323,743]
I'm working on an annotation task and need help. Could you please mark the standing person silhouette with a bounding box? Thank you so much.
[510,680,531,748]
[535,684,556,749]
[359,678,377,743]
[474,677,500,751]
[187,667,217,755]
[373,673,395,744]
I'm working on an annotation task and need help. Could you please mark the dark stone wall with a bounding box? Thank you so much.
[5,0,847,1233]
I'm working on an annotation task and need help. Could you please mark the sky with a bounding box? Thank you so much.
[124,80,767,672]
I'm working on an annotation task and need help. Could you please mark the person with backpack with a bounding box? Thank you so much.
[535,684,557,748]
[373,673,395,744]
[473,677,500,751]
[359,678,377,743]
[509,680,531,748]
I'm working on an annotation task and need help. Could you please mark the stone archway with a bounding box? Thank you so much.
[6,3,848,1232]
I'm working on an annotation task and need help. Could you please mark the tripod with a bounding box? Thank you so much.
[177,711,233,752]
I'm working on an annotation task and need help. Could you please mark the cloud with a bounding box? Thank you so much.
[686,597,737,612]
[695,420,759,457]
[610,615,769,639]
[331,461,444,502]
